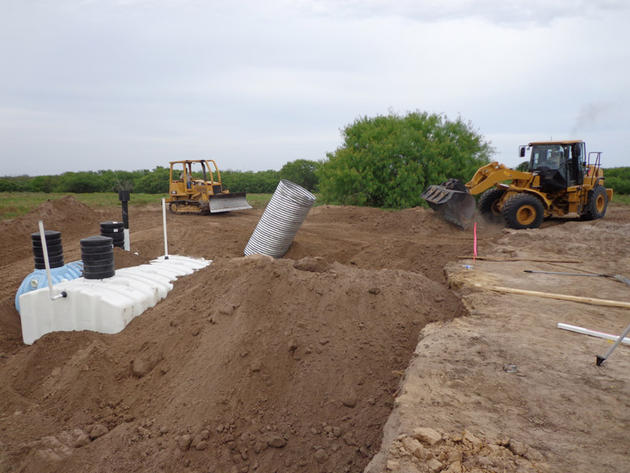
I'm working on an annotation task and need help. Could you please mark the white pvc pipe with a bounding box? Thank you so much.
[123,228,130,251]
[557,323,630,346]
[38,220,66,301]
[162,198,169,259]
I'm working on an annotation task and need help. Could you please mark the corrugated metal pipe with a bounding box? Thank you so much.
[244,179,316,258]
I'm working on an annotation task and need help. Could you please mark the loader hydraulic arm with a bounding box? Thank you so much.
[466,162,531,195]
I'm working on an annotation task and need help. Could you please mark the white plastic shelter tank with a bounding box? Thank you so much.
[18,255,210,345]
[15,261,84,312]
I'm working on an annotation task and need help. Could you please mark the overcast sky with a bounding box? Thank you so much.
[1,0,628,176]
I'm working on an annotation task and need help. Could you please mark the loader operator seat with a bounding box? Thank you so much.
[550,150,562,169]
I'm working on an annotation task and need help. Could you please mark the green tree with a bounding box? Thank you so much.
[604,167,630,194]
[135,167,170,194]
[318,111,493,208]
[221,170,280,193]
[29,175,58,192]
[56,172,106,193]
[279,159,321,192]
[516,161,530,172]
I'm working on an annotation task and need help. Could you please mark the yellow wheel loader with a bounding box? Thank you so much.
[166,159,252,214]
[422,140,613,229]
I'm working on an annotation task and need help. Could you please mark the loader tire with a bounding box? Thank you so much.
[580,185,608,221]
[502,194,544,229]
[478,188,505,223]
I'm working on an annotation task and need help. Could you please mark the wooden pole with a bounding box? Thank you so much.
[475,284,630,309]
[460,256,584,263]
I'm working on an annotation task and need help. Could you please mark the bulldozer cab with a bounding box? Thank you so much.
[170,160,222,195]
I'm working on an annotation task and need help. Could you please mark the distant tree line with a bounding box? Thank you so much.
[2,111,628,206]
[0,159,323,194]
[605,168,630,195]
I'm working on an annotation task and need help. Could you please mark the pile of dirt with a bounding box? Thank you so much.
[1,255,465,473]
[113,247,150,269]
[0,196,101,266]
[10,200,628,472]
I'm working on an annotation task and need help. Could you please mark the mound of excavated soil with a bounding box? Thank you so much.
[0,197,478,473]
[0,196,101,266]
[2,197,629,473]
[1,254,465,473]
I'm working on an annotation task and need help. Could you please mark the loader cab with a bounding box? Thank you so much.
[523,141,586,191]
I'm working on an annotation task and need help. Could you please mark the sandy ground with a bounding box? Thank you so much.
[367,214,630,473]
[0,196,628,472]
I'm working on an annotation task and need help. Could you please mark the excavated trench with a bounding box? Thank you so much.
[0,198,504,473]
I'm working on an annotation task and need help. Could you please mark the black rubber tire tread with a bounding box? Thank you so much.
[478,188,506,223]
[34,258,65,269]
[580,185,608,221]
[84,263,115,271]
[34,256,64,264]
[100,221,123,228]
[31,238,62,247]
[101,234,124,242]
[81,247,114,256]
[83,270,115,280]
[81,236,114,247]
[31,230,61,241]
[33,247,64,257]
[502,193,545,229]
[31,237,61,248]
[82,255,114,264]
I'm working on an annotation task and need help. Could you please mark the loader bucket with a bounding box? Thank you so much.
[421,183,476,229]
[209,192,252,213]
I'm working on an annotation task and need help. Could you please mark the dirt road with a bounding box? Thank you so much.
[0,197,628,472]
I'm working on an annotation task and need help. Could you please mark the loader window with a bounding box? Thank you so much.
[530,144,569,192]
[530,144,565,171]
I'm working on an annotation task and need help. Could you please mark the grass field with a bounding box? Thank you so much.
[1,191,625,221]
[0,192,274,220]
[614,193,630,205]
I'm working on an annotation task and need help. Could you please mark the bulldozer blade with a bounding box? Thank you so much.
[421,184,476,229]
[209,192,252,213]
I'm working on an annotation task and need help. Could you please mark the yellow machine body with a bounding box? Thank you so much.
[165,160,251,214]
[422,140,613,229]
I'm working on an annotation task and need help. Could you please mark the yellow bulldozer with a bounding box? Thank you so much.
[422,140,613,229]
[166,159,252,214]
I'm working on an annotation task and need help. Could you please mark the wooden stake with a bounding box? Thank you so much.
[475,284,630,309]
[460,256,584,264]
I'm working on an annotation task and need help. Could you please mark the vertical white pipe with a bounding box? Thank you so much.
[162,198,169,259]
[123,228,130,251]
[38,220,66,300]
[38,220,54,293]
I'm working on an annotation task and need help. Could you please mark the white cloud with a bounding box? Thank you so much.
[289,0,629,25]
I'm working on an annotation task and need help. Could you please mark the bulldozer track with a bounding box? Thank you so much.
[167,201,209,216]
